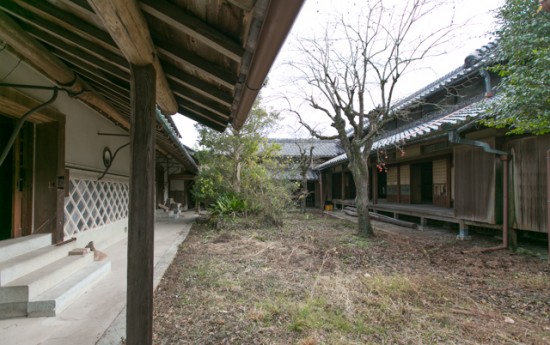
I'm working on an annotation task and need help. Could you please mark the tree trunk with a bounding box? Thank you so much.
[232,152,241,193]
[301,176,307,213]
[350,151,374,237]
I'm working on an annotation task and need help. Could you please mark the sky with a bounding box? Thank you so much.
[173,0,505,148]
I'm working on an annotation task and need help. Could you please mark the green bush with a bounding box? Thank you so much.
[210,194,247,216]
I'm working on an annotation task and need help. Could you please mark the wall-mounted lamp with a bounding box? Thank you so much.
[103,147,113,168]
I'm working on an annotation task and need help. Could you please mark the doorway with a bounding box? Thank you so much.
[0,116,34,239]
[0,117,14,240]
[411,161,433,204]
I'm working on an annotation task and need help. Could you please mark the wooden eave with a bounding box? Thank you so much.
[0,0,304,170]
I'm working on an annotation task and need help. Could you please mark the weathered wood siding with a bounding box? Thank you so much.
[433,159,448,207]
[400,164,411,203]
[454,141,497,223]
[507,136,550,233]
[387,166,398,202]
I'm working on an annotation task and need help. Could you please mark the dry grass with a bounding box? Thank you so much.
[153,212,550,345]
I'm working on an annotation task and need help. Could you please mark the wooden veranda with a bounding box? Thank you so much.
[331,198,503,232]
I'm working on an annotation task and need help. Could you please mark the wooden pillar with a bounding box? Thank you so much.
[127,64,156,345]
[55,118,66,243]
[446,155,452,208]
[373,166,378,205]
[341,170,345,201]
[397,165,401,204]
[319,172,324,210]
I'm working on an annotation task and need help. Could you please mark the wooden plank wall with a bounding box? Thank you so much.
[400,164,410,203]
[507,136,550,233]
[454,140,497,223]
[387,166,398,202]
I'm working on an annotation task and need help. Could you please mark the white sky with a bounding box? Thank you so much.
[174,0,504,147]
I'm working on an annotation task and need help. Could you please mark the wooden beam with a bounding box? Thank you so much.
[156,37,237,90]
[24,26,130,82]
[87,0,178,115]
[13,0,120,55]
[140,0,244,62]
[2,3,131,72]
[127,63,156,345]
[226,0,257,11]
[231,0,305,130]
[171,84,231,119]
[177,106,227,132]
[177,100,231,126]
[0,11,78,92]
[0,10,130,128]
[163,63,233,106]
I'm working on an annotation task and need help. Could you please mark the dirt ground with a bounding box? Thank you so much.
[153,211,550,345]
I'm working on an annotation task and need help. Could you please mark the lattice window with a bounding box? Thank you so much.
[64,176,129,239]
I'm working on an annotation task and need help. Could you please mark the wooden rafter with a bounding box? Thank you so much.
[14,0,120,55]
[140,0,244,63]
[87,0,178,115]
[170,84,231,119]
[163,63,233,106]
[0,10,130,128]
[155,38,237,90]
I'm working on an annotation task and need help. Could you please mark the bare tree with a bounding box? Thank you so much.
[296,142,315,213]
[287,0,458,237]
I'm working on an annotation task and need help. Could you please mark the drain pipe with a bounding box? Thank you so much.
[0,87,58,167]
[449,130,509,252]
[480,69,494,98]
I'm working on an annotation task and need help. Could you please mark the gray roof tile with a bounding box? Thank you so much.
[269,138,344,158]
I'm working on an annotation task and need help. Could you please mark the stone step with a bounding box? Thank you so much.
[0,234,52,262]
[0,241,77,286]
[3,253,94,302]
[28,260,111,317]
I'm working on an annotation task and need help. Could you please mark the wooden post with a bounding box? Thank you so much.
[319,172,324,210]
[341,171,345,207]
[397,165,401,204]
[127,64,156,345]
[373,166,378,205]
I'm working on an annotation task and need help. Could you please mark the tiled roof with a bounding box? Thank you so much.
[269,138,344,158]
[280,167,320,181]
[391,42,497,112]
[316,153,348,170]
[317,96,497,171]
[372,96,496,150]
[318,41,499,171]
[344,42,498,137]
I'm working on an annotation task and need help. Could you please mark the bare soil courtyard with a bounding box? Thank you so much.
[153,212,550,345]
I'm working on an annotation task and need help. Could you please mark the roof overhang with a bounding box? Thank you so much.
[0,0,304,171]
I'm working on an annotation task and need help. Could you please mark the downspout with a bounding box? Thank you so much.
[480,69,494,98]
[0,87,58,167]
[449,130,509,252]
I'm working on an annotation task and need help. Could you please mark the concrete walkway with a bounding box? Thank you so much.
[0,212,196,345]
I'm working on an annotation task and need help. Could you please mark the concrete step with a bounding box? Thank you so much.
[4,253,94,301]
[0,234,52,262]
[0,241,77,286]
[28,260,111,317]
[0,301,28,320]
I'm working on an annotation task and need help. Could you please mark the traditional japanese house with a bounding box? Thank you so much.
[0,0,304,324]
[318,42,550,243]
[270,138,344,207]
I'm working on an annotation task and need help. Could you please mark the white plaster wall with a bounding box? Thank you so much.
[0,50,130,177]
